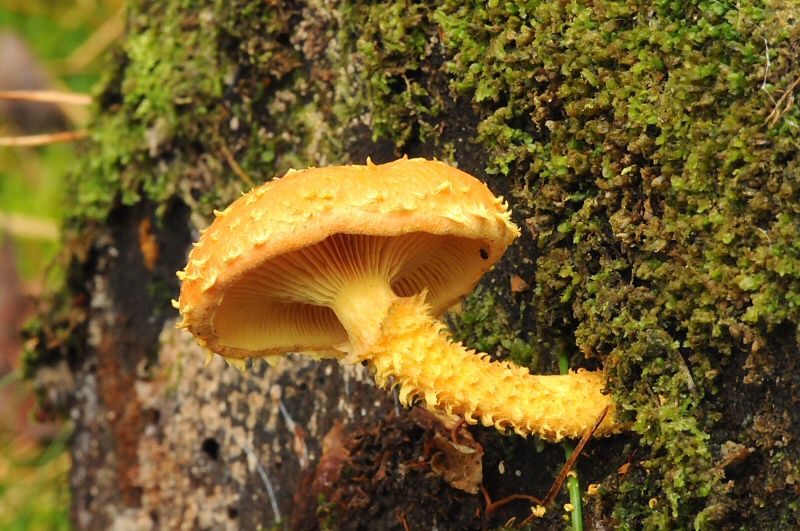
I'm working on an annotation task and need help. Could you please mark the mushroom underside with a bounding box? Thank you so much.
[212,232,493,353]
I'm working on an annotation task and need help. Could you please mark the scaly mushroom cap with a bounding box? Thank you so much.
[177,157,520,360]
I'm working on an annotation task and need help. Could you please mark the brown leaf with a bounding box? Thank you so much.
[429,432,483,494]
[510,274,530,293]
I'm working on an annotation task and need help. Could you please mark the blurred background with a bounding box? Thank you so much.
[0,2,122,528]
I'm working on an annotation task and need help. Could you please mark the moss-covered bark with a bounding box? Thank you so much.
[434,1,800,527]
[24,0,800,529]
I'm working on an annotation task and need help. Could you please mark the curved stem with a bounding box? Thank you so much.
[350,294,618,442]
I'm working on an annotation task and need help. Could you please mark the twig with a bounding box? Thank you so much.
[766,75,800,129]
[397,512,411,531]
[542,406,609,507]
[450,417,467,444]
[220,144,255,188]
[0,129,88,147]
[0,90,92,105]
[485,492,545,517]
[0,212,59,240]
[61,8,125,74]
[480,484,492,508]
[517,406,609,528]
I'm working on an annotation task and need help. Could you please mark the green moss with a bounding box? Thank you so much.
[68,0,346,228]
[72,1,225,222]
[450,286,538,371]
[67,0,458,230]
[315,494,337,531]
[334,1,445,149]
[435,0,800,527]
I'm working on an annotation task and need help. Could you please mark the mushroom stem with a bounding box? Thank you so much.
[331,276,397,359]
[345,293,618,442]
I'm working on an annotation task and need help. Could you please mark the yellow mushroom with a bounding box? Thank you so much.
[176,157,622,442]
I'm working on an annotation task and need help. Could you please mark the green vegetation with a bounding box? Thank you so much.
[69,0,456,230]
[0,4,115,530]
[336,1,444,147]
[0,409,71,531]
[435,0,800,527]
[315,493,337,531]
[450,285,538,370]
[0,143,68,279]
[69,1,325,226]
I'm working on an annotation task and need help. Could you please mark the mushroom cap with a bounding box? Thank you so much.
[177,157,520,360]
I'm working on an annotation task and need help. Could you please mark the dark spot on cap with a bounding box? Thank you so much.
[480,248,489,260]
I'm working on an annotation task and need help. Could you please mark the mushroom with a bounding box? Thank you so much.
[176,157,620,442]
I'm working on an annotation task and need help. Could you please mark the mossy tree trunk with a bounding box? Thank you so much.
[25,0,800,529]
